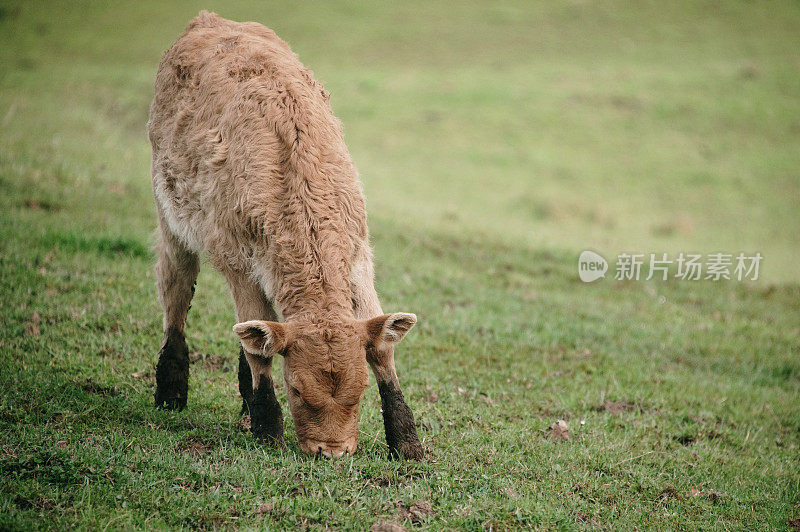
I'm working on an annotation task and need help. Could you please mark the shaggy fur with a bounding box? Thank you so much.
[148,11,422,459]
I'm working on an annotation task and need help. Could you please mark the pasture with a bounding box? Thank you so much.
[1,1,799,529]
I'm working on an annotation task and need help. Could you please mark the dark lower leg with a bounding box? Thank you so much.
[369,354,423,460]
[250,372,284,446]
[155,327,190,410]
[153,223,199,411]
[238,348,253,415]
[222,268,283,444]
[377,379,423,460]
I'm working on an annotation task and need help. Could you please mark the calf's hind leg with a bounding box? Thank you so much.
[154,222,200,410]
[224,270,285,447]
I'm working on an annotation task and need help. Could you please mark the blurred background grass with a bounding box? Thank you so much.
[2,0,798,281]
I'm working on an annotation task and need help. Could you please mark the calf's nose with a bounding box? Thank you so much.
[320,448,346,458]
[301,438,354,457]
[315,442,349,458]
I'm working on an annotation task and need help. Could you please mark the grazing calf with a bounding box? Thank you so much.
[147,11,422,459]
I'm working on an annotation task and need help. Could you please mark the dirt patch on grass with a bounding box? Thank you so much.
[182,440,213,457]
[597,400,637,415]
[424,385,438,403]
[657,486,682,503]
[23,199,60,211]
[689,487,725,502]
[396,500,434,524]
[371,522,406,532]
[675,427,727,446]
[130,368,153,381]
[188,352,230,371]
[548,419,570,441]
[363,470,402,488]
[254,502,283,516]
[24,312,41,336]
[78,379,117,396]
[575,512,603,527]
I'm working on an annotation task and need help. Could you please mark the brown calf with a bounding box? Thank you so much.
[147,11,422,459]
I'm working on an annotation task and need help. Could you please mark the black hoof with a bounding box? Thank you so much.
[155,396,187,411]
[389,439,424,461]
[253,429,286,449]
[155,327,190,411]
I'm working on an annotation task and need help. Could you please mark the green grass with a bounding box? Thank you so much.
[1,0,799,529]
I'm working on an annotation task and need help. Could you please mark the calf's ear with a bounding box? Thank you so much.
[363,313,417,348]
[233,320,288,356]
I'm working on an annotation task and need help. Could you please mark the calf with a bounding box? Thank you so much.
[147,11,422,459]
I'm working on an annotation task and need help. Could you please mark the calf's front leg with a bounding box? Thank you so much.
[352,258,423,459]
[242,349,284,446]
[225,270,285,447]
[368,346,423,460]
[154,222,199,411]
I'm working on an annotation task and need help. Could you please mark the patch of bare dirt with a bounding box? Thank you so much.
[689,487,725,502]
[203,355,227,371]
[107,182,132,195]
[182,440,212,457]
[130,369,152,380]
[371,522,406,532]
[254,502,284,516]
[23,199,60,211]
[397,501,434,524]
[657,486,682,503]
[189,352,228,371]
[24,312,41,336]
[575,512,603,527]
[424,385,438,403]
[478,394,495,407]
[548,419,570,441]
[79,380,117,396]
[599,400,637,415]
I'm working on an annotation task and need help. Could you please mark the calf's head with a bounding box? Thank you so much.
[234,313,416,457]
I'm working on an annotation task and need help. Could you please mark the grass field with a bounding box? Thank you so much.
[1,1,799,529]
